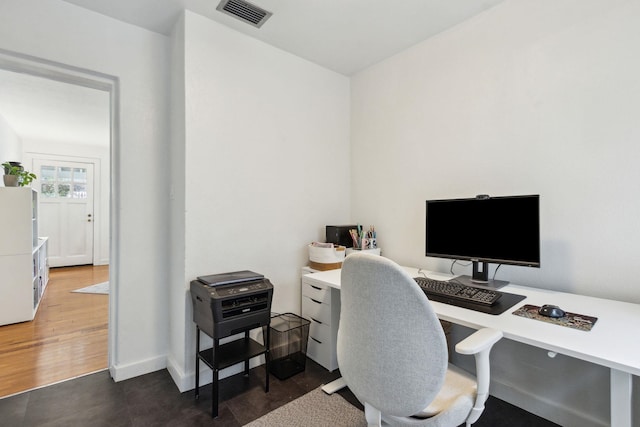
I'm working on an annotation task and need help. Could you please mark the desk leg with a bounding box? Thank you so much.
[611,368,632,427]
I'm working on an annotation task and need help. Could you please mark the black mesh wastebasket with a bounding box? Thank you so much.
[268,313,310,380]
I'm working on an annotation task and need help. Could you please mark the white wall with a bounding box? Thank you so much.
[0,114,22,175]
[350,0,640,425]
[166,11,351,391]
[0,0,171,381]
[167,12,189,389]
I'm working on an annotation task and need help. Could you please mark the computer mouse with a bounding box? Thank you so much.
[538,304,566,318]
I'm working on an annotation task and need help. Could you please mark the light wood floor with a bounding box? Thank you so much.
[0,265,109,398]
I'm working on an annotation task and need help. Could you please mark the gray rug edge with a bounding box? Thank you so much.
[243,386,366,427]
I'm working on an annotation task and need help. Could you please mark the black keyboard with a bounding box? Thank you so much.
[414,277,502,306]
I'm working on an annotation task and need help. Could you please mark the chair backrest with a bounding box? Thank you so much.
[337,253,448,417]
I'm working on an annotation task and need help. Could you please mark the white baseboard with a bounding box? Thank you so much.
[109,354,167,383]
[491,380,608,427]
[166,354,194,393]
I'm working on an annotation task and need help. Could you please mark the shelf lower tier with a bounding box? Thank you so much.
[198,337,267,370]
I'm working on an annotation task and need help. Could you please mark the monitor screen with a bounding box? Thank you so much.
[425,194,540,285]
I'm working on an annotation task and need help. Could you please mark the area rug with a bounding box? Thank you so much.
[243,386,366,427]
[72,281,109,295]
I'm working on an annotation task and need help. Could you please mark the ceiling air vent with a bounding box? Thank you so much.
[216,0,273,28]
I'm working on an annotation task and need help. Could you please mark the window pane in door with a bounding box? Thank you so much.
[74,168,87,183]
[73,184,87,199]
[58,167,72,182]
[58,183,71,198]
[40,166,56,182]
[41,183,56,197]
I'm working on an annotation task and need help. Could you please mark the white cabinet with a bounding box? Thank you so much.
[301,268,341,371]
[0,188,49,326]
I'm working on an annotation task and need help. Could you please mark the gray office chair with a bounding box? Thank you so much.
[337,253,503,427]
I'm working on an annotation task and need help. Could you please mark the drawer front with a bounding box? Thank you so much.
[306,322,332,370]
[308,319,331,345]
[301,281,330,303]
[302,295,331,325]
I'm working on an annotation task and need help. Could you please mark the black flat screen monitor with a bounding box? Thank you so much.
[425,194,540,288]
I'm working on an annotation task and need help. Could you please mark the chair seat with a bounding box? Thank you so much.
[382,364,476,426]
[416,364,476,417]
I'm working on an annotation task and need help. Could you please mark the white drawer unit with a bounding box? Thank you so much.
[301,270,341,371]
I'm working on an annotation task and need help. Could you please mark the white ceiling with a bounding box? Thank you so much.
[62,0,505,76]
[1,0,504,148]
[0,69,110,147]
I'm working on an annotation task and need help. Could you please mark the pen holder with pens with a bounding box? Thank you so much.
[346,225,380,255]
[356,236,376,250]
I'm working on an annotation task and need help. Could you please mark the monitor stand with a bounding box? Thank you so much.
[455,261,508,289]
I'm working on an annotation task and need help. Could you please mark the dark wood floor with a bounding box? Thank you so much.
[0,358,559,427]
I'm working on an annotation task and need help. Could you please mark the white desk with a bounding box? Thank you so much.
[302,267,640,427]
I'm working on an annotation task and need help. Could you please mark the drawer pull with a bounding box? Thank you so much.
[311,317,322,325]
[311,337,322,344]
[310,285,322,290]
[311,298,322,304]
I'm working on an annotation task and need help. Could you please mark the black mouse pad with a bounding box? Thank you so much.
[512,304,598,331]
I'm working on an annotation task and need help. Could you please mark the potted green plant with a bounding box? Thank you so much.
[2,161,22,174]
[2,162,37,187]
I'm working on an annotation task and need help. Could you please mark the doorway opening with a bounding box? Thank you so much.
[0,49,119,396]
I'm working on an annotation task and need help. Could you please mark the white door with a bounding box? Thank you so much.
[34,160,94,267]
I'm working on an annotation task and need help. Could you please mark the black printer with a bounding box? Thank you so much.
[190,270,273,338]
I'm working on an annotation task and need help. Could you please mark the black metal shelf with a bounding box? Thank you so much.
[195,326,270,418]
[197,337,267,371]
